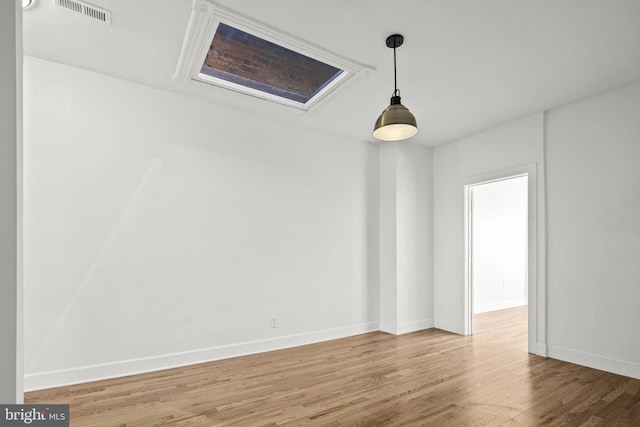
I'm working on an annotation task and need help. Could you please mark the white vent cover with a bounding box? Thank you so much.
[53,0,111,24]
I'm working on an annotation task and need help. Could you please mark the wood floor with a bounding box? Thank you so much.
[26,307,640,426]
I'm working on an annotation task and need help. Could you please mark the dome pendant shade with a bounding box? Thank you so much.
[373,95,418,141]
[373,34,418,142]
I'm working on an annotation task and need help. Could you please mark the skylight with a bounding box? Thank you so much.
[174,1,372,112]
[200,23,345,104]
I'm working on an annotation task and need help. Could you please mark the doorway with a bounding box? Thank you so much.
[462,165,540,354]
[468,176,528,333]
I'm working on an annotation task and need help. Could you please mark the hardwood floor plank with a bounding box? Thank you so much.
[26,307,640,426]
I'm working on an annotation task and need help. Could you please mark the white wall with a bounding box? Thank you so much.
[0,0,24,404]
[545,81,640,379]
[378,144,398,331]
[23,57,380,390]
[396,144,434,331]
[472,176,528,314]
[433,113,545,343]
[379,142,434,334]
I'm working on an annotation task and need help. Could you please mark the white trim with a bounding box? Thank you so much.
[174,0,373,112]
[174,0,217,82]
[548,345,640,380]
[461,163,545,355]
[24,322,379,392]
[473,299,527,314]
[463,184,473,335]
[541,111,549,353]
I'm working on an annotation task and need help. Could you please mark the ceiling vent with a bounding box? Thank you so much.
[53,0,111,24]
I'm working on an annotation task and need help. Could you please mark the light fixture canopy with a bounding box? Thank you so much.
[373,34,418,142]
[22,0,34,9]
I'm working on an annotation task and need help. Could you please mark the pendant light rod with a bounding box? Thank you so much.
[393,45,398,96]
[386,34,404,101]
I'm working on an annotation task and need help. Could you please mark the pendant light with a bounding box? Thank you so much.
[373,34,418,141]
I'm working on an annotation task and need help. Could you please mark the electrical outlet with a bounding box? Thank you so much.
[269,315,279,328]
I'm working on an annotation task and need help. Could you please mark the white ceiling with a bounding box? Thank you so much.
[23,0,640,147]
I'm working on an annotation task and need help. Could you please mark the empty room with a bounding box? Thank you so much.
[2,0,640,425]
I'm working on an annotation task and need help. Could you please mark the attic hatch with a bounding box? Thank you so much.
[174,1,372,112]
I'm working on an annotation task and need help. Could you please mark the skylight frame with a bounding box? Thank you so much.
[174,0,372,113]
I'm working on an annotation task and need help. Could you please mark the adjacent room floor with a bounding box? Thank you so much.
[26,307,640,426]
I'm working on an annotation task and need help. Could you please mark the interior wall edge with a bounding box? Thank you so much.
[433,319,460,335]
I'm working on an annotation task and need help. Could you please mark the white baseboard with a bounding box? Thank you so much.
[434,318,460,334]
[380,318,434,336]
[473,299,527,314]
[24,321,379,392]
[548,345,640,380]
[31,323,638,391]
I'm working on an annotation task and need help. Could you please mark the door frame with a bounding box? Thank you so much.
[462,164,543,355]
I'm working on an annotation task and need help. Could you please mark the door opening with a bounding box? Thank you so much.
[467,175,528,334]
